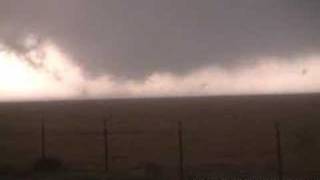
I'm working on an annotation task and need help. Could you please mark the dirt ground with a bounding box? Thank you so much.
[1,94,320,178]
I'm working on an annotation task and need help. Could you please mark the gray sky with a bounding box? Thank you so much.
[1,0,320,78]
[2,0,320,101]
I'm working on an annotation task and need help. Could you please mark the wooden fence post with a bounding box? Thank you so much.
[103,113,112,172]
[178,121,184,180]
[275,121,283,180]
[41,117,46,159]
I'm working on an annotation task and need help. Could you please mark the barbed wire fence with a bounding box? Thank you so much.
[2,113,320,180]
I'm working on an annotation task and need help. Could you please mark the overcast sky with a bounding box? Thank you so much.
[1,0,319,77]
[0,0,320,100]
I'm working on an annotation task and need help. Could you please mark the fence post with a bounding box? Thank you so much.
[274,121,283,180]
[103,113,112,172]
[178,120,184,180]
[41,117,46,159]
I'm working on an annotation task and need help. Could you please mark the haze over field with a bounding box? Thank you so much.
[1,0,320,101]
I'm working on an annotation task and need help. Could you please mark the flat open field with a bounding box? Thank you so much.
[1,94,320,178]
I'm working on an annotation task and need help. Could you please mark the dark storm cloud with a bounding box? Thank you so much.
[1,0,320,78]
